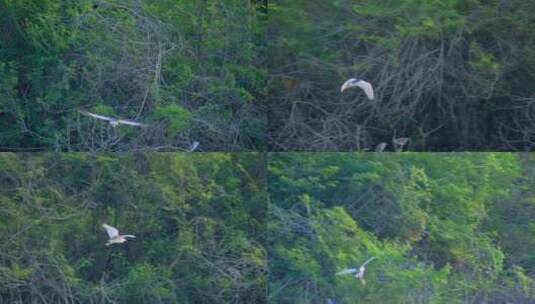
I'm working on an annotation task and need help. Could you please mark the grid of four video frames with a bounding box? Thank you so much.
[1,1,534,303]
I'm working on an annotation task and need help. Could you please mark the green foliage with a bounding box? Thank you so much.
[0,0,266,151]
[152,104,192,136]
[269,0,535,151]
[269,153,535,303]
[0,153,266,303]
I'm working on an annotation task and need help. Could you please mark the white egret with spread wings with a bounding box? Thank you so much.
[340,78,374,100]
[79,110,143,127]
[336,257,376,285]
[102,224,136,246]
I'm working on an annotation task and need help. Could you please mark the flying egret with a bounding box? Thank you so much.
[340,78,374,100]
[336,257,376,285]
[78,110,143,127]
[102,224,135,246]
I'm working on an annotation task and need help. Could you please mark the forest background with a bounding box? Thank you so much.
[0,0,266,151]
[269,153,535,303]
[0,153,266,303]
[269,0,535,151]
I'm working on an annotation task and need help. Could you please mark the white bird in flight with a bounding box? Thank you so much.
[102,224,136,246]
[340,78,374,100]
[336,257,376,285]
[78,110,143,127]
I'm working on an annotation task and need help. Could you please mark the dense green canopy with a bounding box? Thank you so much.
[0,0,266,151]
[0,153,266,303]
[268,0,535,151]
[1,152,534,303]
[269,153,535,303]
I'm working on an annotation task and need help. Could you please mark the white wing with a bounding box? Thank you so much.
[361,257,376,268]
[79,110,112,122]
[340,79,375,100]
[117,119,143,127]
[122,235,136,238]
[102,224,119,238]
[340,78,357,92]
[336,268,358,275]
[355,80,374,100]
[189,141,200,152]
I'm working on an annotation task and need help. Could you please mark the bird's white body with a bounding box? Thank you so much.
[102,224,135,246]
[79,110,143,127]
[109,119,119,127]
[340,78,375,100]
[356,266,366,279]
[336,257,376,285]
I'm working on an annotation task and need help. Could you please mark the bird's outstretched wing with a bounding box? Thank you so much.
[355,80,374,100]
[189,141,200,152]
[340,78,357,92]
[122,235,136,238]
[117,119,143,127]
[340,79,374,100]
[79,110,113,122]
[102,224,119,238]
[361,257,376,268]
[336,268,358,275]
